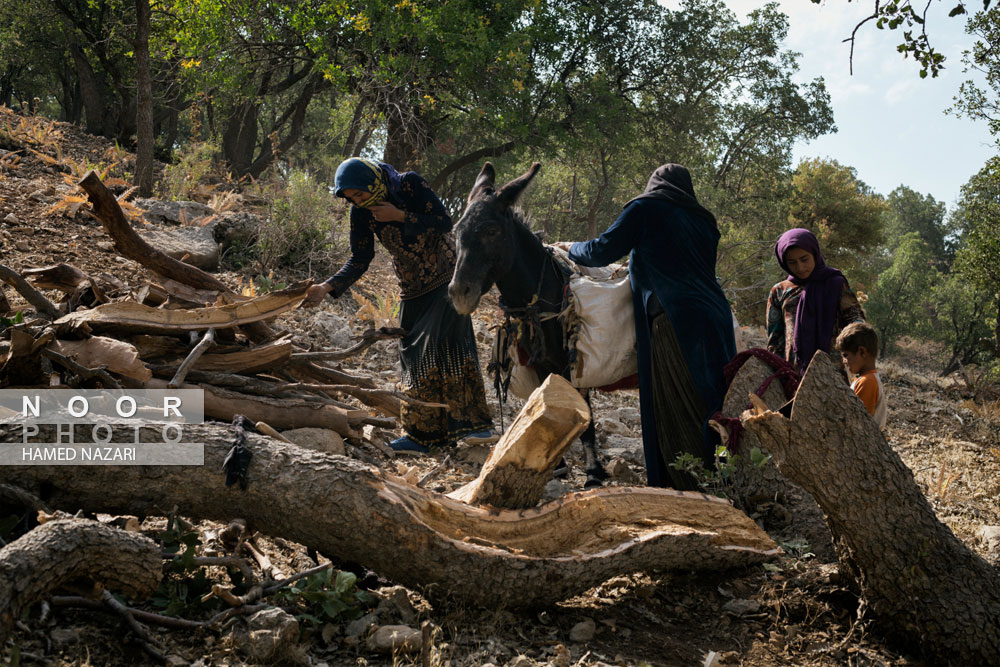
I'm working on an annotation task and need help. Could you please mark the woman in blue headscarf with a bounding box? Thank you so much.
[767,228,866,372]
[301,158,495,453]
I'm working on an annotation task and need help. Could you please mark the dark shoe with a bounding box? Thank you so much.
[389,436,430,455]
[462,429,499,445]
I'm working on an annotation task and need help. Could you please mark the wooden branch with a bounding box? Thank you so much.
[54,284,309,336]
[286,358,377,389]
[168,328,215,388]
[0,519,161,644]
[291,327,406,362]
[48,337,152,383]
[102,589,165,661]
[0,264,60,320]
[78,170,230,293]
[39,347,122,388]
[50,596,205,630]
[154,338,292,376]
[22,264,89,293]
[3,423,779,610]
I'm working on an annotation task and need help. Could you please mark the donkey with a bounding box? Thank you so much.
[448,161,610,487]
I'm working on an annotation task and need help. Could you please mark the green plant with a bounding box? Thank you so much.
[0,311,24,331]
[151,517,220,617]
[272,568,374,627]
[254,169,343,275]
[670,445,771,498]
[159,140,220,202]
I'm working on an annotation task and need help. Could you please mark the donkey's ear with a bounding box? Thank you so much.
[467,162,496,206]
[533,230,547,243]
[497,162,541,210]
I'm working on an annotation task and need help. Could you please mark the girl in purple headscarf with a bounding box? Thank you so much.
[766,228,866,372]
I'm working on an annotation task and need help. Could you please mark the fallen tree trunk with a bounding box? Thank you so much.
[0,519,161,643]
[742,353,1000,665]
[449,374,588,508]
[0,423,778,609]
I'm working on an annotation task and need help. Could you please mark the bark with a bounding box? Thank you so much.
[222,102,259,177]
[155,338,292,376]
[429,141,518,192]
[0,519,161,644]
[0,424,778,609]
[49,337,152,383]
[0,264,61,320]
[716,356,834,561]
[448,375,589,508]
[134,0,154,197]
[742,352,1000,665]
[68,43,107,136]
[22,264,89,293]
[54,284,308,337]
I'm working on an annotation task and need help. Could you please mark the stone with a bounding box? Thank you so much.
[135,198,214,226]
[543,479,567,501]
[602,434,644,464]
[615,407,640,425]
[596,417,629,436]
[375,585,417,625]
[569,619,596,643]
[14,240,29,252]
[366,624,422,654]
[138,222,219,271]
[606,457,638,483]
[979,525,1000,559]
[460,443,492,465]
[245,607,299,663]
[549,643,572,667]
[311,310,353,349]
[280,427,345,455]
[3,213,17,224]
[345,612,379,638]
[212,210,260,252]
[50,627,81,648]
[722,599,760,615]
[165,655,188,667]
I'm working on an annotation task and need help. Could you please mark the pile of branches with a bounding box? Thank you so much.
[0,171,417,445]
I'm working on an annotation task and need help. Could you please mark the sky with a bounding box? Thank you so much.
[721,0,996,210]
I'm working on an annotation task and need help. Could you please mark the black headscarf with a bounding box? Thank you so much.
[625,163,716,228]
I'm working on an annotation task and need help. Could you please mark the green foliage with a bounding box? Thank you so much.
[159,140,221,201]
[272,568,374,627]
[930,271,996,371]
[254,170,344,276]
[953,7,1000,139]
[670,445,771,499]
[787,158,887,289]
[0,310,24,331]
[885,185,952,264]
[152,517,220,617]
[865,233,940,356]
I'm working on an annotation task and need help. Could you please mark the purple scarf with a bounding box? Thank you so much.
[774,228,847,369]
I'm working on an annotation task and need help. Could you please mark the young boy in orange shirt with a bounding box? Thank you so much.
[836,322,887,428]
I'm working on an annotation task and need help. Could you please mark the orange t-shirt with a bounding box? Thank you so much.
[850,369,887,428]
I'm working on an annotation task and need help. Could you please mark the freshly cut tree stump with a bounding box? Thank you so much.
[449,374,589,508]
[0,519,161,643]
[0,424,779,609]
[717,356,834,561]
[743,353,1000,665]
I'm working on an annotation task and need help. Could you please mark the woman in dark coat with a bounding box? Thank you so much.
[567,164,736,489]
[301,158,494,453]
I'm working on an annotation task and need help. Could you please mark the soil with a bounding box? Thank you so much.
[1,110,999,667]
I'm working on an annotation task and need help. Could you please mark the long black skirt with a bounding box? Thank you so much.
[398,283,493,446]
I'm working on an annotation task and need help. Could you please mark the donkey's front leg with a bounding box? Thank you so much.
[581,391,607,488]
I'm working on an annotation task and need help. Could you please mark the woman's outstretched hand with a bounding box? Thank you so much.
[369,202,406,222]
[300,282,333,308]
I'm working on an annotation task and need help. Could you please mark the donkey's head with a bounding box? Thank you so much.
[449,161,541,315]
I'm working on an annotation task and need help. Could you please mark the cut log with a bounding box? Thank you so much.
[133,283,169,307]
[49,336,152,382]
[145,378,368,438]
[716,355,834,561]
[742,352,1000,664]
[0,519,161,644]
[449,374,589,508]
[54,283,309,336]
[0,423,778,609]
[22,263,89,293]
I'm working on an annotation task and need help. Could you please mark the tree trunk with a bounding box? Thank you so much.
[134,0,154,197]
[0,519,161,644]
[1,424,778,609]
[448,374,589,508]
[742,352,1000,665]
[69,43,108,136]
[222,101,259,177]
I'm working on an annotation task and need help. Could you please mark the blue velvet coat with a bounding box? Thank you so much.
[569,198,736,486]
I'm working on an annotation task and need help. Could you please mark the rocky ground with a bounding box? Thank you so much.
[1,110,999,666]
